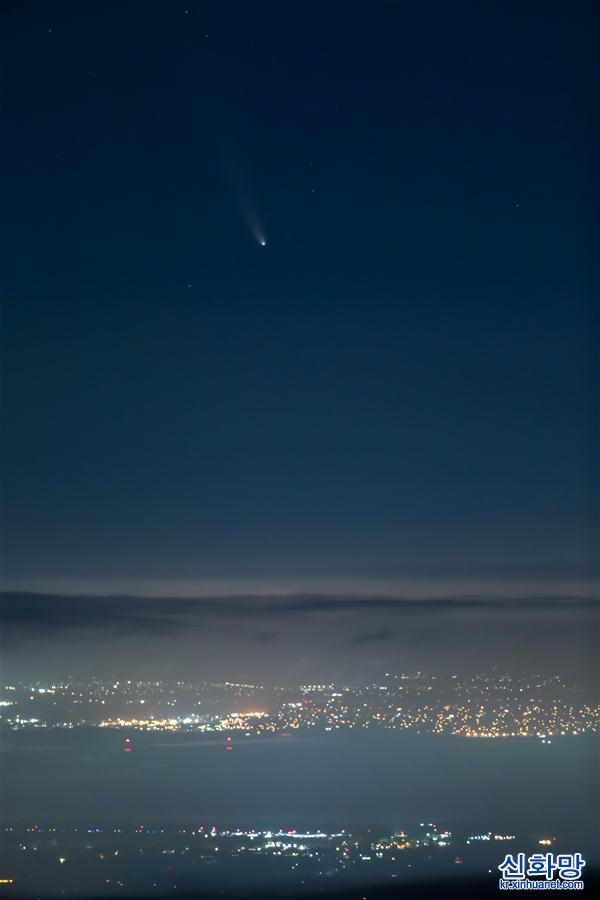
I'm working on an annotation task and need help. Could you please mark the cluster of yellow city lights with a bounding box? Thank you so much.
[99,718,178,731]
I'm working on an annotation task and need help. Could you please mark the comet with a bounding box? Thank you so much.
[220,151,267,247]
[241,208,267,247]
[234,193,267,246]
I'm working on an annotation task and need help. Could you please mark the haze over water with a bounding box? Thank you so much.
[3,730,597,847]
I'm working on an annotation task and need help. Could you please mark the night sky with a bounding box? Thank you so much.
[2,2,597,680]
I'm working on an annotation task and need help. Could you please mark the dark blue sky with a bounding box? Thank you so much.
[2,0,597,597]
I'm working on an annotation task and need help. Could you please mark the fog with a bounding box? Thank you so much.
[3,729,597,838]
